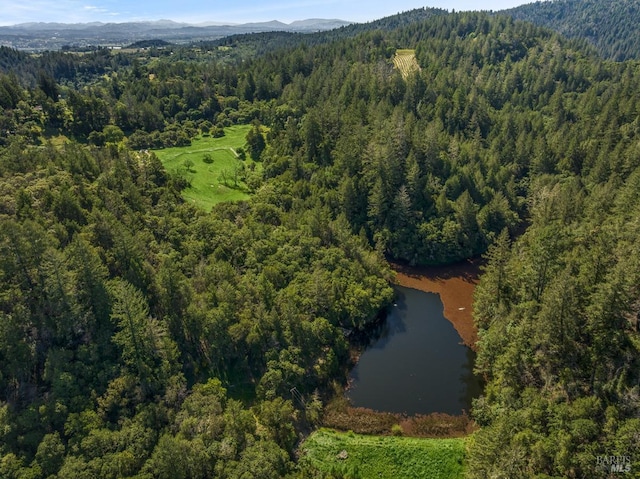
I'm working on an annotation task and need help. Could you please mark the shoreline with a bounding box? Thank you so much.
[390,259,482,351]
[322,395,475,438]
[330,258,483,432]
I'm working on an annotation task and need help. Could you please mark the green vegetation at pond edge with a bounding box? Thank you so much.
[300,429,466,479]
[154,125,261,209]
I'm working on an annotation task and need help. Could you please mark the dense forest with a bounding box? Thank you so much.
[505,0,640,61]
[1,7,640,478]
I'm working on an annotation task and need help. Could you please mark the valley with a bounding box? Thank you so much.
[1,3,640,478]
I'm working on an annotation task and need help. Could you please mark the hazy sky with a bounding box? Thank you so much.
[1,1,533,26]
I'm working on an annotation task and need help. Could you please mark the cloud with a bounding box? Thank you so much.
[84,5,110,14]
[225,0,340,16]
[183,0,345,23]
[0,0,535,27]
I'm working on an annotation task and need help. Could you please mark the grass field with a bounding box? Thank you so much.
[154,124,258,210]
[393,49,421,79]
[299,429,466,479]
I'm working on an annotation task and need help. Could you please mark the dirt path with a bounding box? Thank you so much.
[391,259,482,350]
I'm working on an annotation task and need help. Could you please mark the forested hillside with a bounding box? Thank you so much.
[504,0,640,60]
[1,9,640,478]
[0,130,393,478]
[469,165,640,477]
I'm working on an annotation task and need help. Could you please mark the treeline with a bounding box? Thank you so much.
[0,8,449,151]
[504,0,640,60]
[0,46,125,87]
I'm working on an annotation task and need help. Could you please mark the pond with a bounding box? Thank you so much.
[346,285,482,416]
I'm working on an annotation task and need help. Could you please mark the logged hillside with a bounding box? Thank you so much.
[504,0,640,60]
[1,10,640,478]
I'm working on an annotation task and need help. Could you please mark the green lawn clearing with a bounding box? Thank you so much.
[299,429,466,479]
[154,124,260,210]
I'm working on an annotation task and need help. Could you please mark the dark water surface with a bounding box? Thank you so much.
[346,286,482,415]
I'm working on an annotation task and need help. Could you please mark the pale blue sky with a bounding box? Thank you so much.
[2,0,533,26]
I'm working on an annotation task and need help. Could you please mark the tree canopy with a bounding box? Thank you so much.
[504,0,640,61]
[1,9,640,478]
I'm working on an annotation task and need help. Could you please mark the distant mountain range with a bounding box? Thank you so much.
[4,0,640,60]
[0,18,352,51]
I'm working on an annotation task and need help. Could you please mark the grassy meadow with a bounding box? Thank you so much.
[300,429,466,479]
[154,124,259,210]
[393,49,421,79]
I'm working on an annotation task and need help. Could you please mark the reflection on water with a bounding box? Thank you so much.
[346,286,483,416]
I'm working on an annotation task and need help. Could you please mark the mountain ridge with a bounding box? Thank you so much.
[0,18,352,50]
[1,18,349,30]
[502,0,640,60]
[5,1,640,60]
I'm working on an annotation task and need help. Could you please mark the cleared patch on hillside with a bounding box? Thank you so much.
[393,49,421,79]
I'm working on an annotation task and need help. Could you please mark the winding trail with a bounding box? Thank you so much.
[162,146,239,160]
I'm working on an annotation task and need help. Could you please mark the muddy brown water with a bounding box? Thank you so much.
[392,259,481,350]
[346,260,483,416]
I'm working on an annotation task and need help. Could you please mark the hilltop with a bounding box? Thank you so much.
[503,0,640,60]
